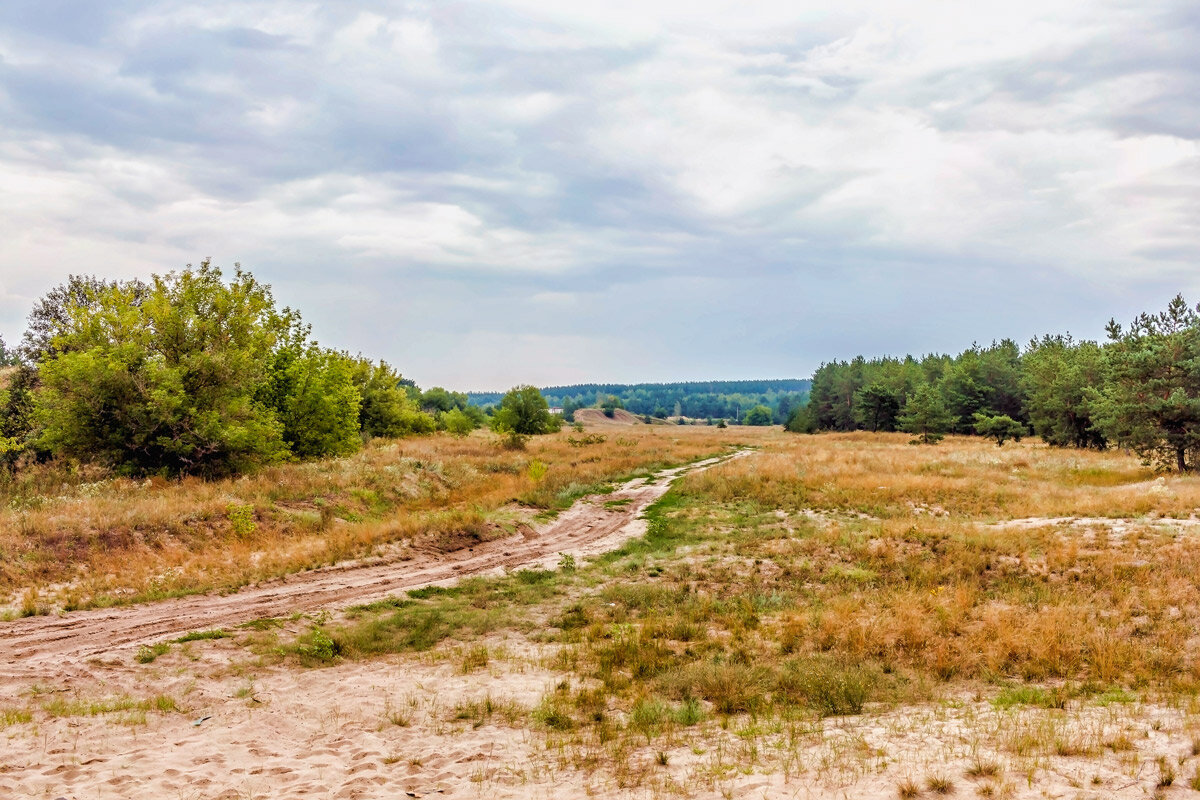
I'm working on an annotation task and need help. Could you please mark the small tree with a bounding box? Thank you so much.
[853,383,900,432]
[743,404,774,426]
[491,385,559,437]
[899,385,954,444]
[441,407,475,437]
[0,335,19,366]
[973,412,1027,447]
[350,359,435,438]
[600,395,623,418]
[1093,295,1200,471]
[784,404,817,433]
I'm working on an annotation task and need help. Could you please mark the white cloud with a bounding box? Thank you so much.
[0,0,1197,384]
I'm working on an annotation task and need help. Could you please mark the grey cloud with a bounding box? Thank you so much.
[1,1,1198,387]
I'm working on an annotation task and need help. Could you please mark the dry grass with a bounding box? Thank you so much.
[269,428,1200,799]
[0,426,766,611]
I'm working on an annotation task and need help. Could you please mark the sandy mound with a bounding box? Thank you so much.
[572,408,644,426]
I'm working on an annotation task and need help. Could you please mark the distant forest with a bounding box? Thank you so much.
[470,379,811,424]
[797,295,1200,471]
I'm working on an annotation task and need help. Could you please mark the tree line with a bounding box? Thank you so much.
[0,263,489,477]
[792,295,1200,471]
[471,379,811,425]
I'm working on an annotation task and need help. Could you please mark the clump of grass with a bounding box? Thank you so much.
[925,773,954,794]
[135,642,171,664]
[42,693,179,718]
[175,629,231,643]
[1,707,33,726]
[992,685,1072,710]
[461,644,489,673]
[776,656,875,717]
[1157,756,1176,788]
[965,759,1000,779]
[284,627,341,663]
[897,776,922,798]
[533,697,575,731]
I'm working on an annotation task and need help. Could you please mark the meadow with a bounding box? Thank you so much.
[6,427,1200,798]
[0,426,758,614]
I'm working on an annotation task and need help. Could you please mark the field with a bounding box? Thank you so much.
[4,427,1200,799]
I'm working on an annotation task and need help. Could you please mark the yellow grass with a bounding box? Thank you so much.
[0,426,767,611]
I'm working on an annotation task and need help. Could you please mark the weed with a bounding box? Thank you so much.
[1,707,32,726]
[226,503,256,538]
[461,644,489,673]
[926,773,954,794]
[135,642,171,664]
[965,759,1000,779]
[175,629,231,643]
[1157,756,1175,787]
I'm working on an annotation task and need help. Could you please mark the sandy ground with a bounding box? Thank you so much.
[0,452,744,686]
[4,634,1199,799]
[5,451,1200,799]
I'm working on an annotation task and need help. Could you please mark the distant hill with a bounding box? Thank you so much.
[468,378,810,423]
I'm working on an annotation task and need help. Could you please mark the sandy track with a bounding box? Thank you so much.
[0,451,745,683]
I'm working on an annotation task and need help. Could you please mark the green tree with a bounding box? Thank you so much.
[0,335,18,366]
[898,385,954,444]
[1093,295,1200,471]
[853,383,900,432]
[743,404,774,426]
[440,407,475,437]
[34,263,289,476]
[784,404,817,433]
[264,347,362,459]
[600,394,623,418]
[0,365,39,464]
[351,359,436,438]
[972,412,1027,447]
[1021,335,1107,448]
[491,385,560,436]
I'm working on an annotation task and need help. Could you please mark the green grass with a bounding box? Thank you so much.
[41,693,180,718]
[135,642,171,664]
[174,629,232,643]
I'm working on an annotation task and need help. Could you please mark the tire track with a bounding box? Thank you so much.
[0,450,748,683]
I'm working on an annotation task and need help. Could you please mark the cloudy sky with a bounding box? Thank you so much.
[1,2,1197,390]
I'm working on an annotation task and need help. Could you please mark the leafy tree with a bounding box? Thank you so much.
[0,335,19,366]
[1021,335,1107,448]
[263,346,362,459]
[898,385,954,444]
[853,383,900,432]
[350,360,436,438]
[600,394,623,418]
[784,404,817,433]
[35,263,289,476]
[440,407,475,437]
[491,385,560,436]
[743,404,774,426]
[0,365,39,464]
[973,413,1027,447]
[1093,295,1200,471]
[21,275,149,362]
[421,386,470,415]
[561,397,581,422]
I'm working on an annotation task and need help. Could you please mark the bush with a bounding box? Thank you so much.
[34,263,291,476]
[491,386,559,436]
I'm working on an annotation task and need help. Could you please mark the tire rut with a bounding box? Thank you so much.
[0,450,748,683]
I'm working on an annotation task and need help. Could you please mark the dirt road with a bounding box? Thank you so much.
[0,451,746,684]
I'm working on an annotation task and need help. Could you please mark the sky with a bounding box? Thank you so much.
[1,2,1197,391]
